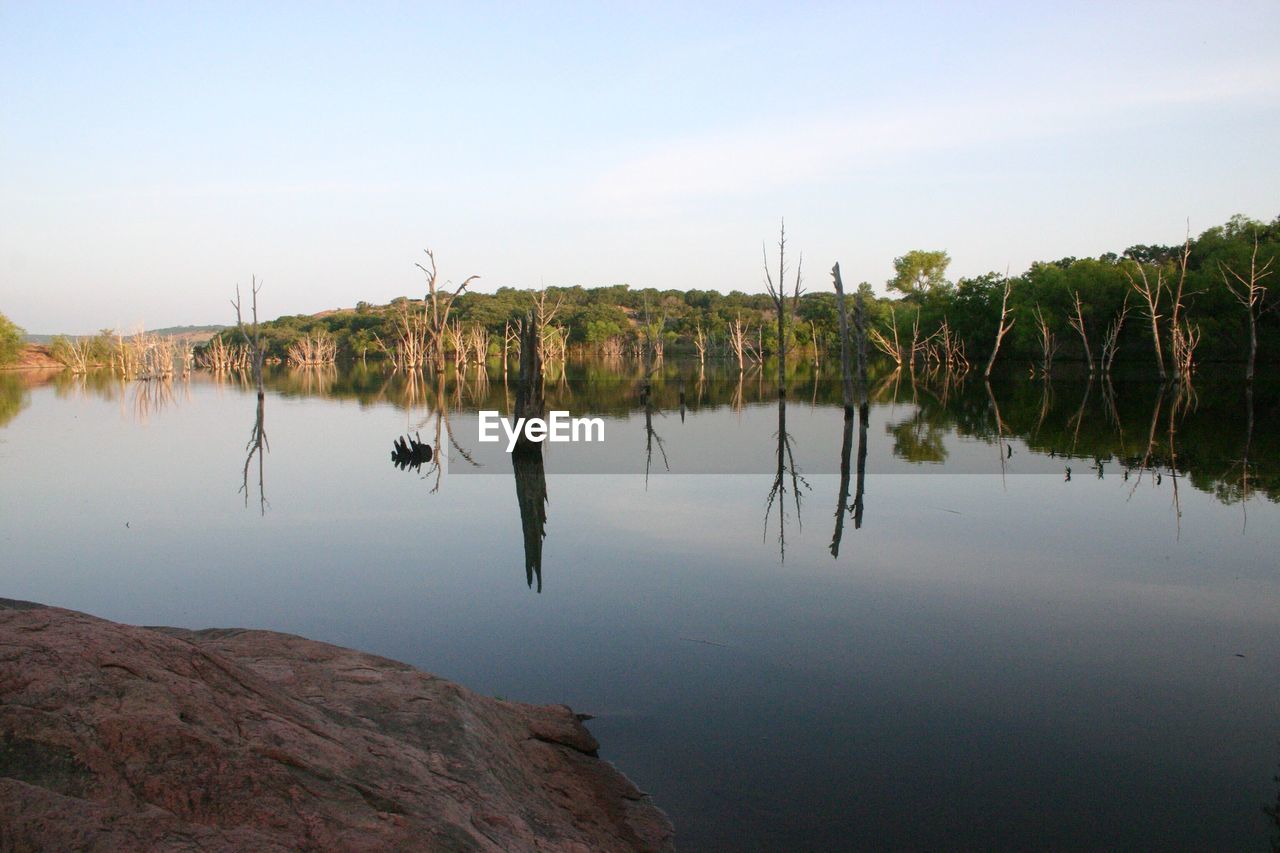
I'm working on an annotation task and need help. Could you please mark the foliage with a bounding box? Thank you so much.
[887,250,952,297]
[0,312,24,366]
[194,214,1279,370]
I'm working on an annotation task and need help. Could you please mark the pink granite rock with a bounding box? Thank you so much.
[0,599,673,851]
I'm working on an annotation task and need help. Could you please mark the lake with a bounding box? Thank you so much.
[1,361,1278,850]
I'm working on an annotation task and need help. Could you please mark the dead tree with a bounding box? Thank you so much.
[728,314,750,371]
[231,276,265,397]
[1100,293,1131,375]
[1066,290,1094,373]
[1031,304,1058,378]
[1167,236,1199,383]
[869,303,906,367]
[232,280,268,515]
[692,320,708,365]
[514,311,544,435]
[762,220,803,396]
[984,274,1015,378]
[831,262,856,415]
[415,249,479,371]
[853,284,868,401]
[1123,258,1167,380]
[1220,235,1274,382]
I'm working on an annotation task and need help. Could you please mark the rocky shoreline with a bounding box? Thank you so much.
[0,599,674,851]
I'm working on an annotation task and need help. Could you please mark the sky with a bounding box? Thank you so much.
[1,1,1278,334]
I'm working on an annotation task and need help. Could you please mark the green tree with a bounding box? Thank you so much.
[0,312,23,366]
[887,250,952,297]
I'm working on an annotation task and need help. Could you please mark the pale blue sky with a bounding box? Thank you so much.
[2,1,1278,332]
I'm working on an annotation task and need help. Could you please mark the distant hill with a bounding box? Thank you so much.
[25,325,227,344]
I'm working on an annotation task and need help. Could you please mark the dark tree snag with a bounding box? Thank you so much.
[763,220,803,397]
[831,263,855,417]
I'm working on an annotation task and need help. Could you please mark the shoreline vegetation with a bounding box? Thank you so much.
[2,214,1277,379]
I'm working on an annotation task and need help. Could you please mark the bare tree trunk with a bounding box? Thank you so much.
[1067,290,1094,373]
[232,276,265,398]
[515,311,543,432]
[1221,235,1274,383]
[853,286,868,403]
[831,263,855,416]
[763,220,803,397]
[1100,293,1131,375]
[1124,260,1166,380]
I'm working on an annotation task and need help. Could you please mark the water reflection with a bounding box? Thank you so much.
[641,380,669,487]
[512,444,548,592]
[390,433,433,473]
[765,396,809,561]
[0,373,30,428]
[241,392,268,515]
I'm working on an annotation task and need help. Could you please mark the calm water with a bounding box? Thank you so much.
[2,362,1278,850]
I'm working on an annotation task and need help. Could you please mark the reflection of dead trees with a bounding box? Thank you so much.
[1129,385,1166,495]
[512,443,548,592]
[289,364,337,397]
[985,381,1011,487]
[231,277,269,515]
[131,376,177,423]
[1220,235,1274,382]
[830,400,869,557]
[1066,377,1093,455]
[643,392,669,487]
[1167,383,1184,536]
[512,308,549,592]
[1224,385,1256,531]
[241,391,268,516]
[1033,377,1053,439]
[391,432,433,473]
[765,397,809,562]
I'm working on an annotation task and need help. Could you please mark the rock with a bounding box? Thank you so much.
[0,600,674,851]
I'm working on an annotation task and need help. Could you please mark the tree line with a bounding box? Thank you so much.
[10,212,1270,377]
[201,213,1276,377]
